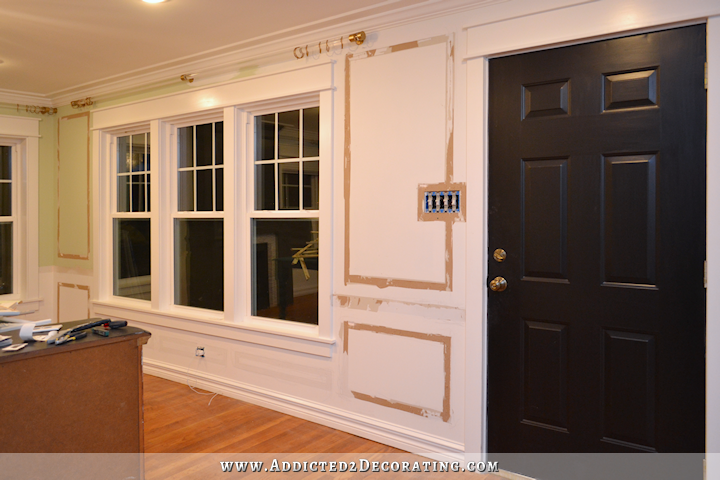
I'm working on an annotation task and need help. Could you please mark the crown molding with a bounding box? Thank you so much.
[0,89,54,108]
[37,0,505,107]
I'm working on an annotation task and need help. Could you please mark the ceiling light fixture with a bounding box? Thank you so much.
[142,0,166,3]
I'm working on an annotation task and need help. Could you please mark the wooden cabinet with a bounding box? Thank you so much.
[0,320,150,453]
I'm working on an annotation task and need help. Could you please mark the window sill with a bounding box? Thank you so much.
[0,297,44,316]
[92,300,335,357]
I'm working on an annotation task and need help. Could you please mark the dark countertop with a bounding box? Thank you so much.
[0,318,150,364]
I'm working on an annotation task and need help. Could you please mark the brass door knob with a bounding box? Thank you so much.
[490,276,508,292]
[493,249,507,262]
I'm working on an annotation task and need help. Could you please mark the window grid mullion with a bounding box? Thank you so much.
[178,166,215,171]
[299,109,304,210]
[212,124,216,213]
[146,133,150,213]
[129,148,134,213]
[193,126,197,212]
[255,158,310,165]
[274,113,279,211]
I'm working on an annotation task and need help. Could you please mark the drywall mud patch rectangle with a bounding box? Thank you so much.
[344,35,457,290]
[57,282,90,322]
[345,322,451,422]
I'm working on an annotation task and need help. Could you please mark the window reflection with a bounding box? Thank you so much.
[175,219,224,311]
[113,219,151,300]
[252,219,318,325]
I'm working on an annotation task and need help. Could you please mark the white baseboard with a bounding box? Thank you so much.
[143,358,464,462]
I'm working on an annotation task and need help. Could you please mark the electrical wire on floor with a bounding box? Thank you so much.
[186,360,221,406]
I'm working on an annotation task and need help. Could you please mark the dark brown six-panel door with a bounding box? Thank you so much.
[487,23,706,464]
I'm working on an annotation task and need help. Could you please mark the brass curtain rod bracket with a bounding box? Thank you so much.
[293,30,366,59]
[348,31,366,45]
[16,104,57,115]
[71,97,93,108]
[180,74,195,83]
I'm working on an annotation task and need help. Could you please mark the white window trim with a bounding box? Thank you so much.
[92,63,335,357]
[0,115,40,307]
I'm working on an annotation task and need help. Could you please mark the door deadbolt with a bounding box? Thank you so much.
[490,276,508,292]
[493,249,507,262]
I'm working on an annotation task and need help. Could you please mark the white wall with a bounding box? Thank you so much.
[64,0,720,473]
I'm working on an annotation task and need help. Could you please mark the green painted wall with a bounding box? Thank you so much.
[55,104,92,271]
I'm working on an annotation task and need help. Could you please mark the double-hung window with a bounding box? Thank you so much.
[94,76,333,356]
[113,133,151,300]
[0,115,40,305]
[174,122,224,311]
[251,107,320,325]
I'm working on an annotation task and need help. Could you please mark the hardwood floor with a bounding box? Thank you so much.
[144,373,400,453]
[143,374,505,479]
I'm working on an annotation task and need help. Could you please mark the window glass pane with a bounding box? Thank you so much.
[175,219,223,311]
[196,169,213,212]
[303,160,320,210]
[146,173,151,213]
[215,168,223,212]
[146,132,151,169]
[0,183,11,217]
[117,176,130,213]
[0,146,10,180]
[255,164,275,210]
[178,170,194,211]
[256,114,275,161]
[0,222,12,295]
[178,126,194,168]
[303,107,320,158]
[278,110,300,159]
[113,219,151,300]
[215,122,223,165]
[252,219,318,325]
[117,136,130,174]
[131,134,146,172]
[131,174,146,212]
[196,123,213,167]
[279,162,299,210]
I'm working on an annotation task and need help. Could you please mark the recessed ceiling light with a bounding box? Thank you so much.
[143,0,166,3]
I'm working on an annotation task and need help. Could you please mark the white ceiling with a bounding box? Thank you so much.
[0,0,473,104]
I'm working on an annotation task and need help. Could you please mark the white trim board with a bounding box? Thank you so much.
[94,301,334,357]
[465,0,719,59]
[143,358,464,461]
[0,115,41,138]
[92,62,334,130]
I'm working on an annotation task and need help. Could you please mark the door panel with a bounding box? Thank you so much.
[522,158,569,280]
[487,24,706,469]
[603,154,657,286]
